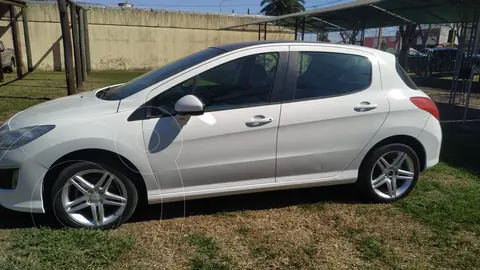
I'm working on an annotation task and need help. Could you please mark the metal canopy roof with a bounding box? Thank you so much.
[221,0,480,32]
[0,0,27,6]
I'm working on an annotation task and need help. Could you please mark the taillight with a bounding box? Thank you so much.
[410,97,440,120]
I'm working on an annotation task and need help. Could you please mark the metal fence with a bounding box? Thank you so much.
[408,51,480,81]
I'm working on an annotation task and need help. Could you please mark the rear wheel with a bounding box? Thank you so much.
[357,143,420,202]
[50,162,138,228]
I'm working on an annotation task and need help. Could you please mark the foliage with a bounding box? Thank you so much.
[339,29,361,44]
[317,31,329,42]
[380,40,389,51]
[260,0,305,16]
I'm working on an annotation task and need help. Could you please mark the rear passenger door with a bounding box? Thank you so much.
[276,46,389,182]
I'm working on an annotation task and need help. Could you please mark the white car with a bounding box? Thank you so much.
[0,41,441,228]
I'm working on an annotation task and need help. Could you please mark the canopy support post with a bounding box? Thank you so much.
[294,18,299,40]
[463,15,480,123]
[301,17,306,40]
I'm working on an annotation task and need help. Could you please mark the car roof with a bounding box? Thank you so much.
[213,40,307,51]
[211,40,392,58]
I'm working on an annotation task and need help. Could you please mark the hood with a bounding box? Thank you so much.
[7,90,120,130]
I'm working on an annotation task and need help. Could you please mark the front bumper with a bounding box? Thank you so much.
[0,149,47,213]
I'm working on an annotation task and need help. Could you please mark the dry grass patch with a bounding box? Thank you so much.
[329,203,436,269]
[115,201,367,269]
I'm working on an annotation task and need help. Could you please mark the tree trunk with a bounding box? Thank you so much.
[399,24,418,70]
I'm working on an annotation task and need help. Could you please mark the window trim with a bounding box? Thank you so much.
[282,51,373,103]
[129,50,289,121]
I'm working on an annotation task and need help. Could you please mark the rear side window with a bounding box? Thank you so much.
[295,52,372,100]
[395,62,418,90]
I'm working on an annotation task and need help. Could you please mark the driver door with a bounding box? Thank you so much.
[142,46,288,195]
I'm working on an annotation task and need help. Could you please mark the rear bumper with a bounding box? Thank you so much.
[417,115,442,171]
[0,149,47,213]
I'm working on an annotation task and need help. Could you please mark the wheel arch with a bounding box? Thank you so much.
[42,148,148,211]
[360,135,427,172]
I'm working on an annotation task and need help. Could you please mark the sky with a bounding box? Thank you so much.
[79,0,352,14]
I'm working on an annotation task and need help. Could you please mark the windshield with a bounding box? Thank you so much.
[104,47,226,100]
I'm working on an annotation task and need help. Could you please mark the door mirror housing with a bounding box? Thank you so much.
[174,95,205,116]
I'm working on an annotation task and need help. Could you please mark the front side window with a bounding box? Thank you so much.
[295,52,372,100]
[151,52,279,116]
[104,48,226,100]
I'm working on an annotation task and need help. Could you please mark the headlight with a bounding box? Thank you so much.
[0,125,55,150]
[0,123,9,134]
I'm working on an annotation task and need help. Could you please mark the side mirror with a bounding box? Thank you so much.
[174,95,205,116]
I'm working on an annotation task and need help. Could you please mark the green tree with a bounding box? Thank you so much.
[381,40,389,51]
[260,0,305,16]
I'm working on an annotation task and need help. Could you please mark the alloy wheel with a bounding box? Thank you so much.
[60,169,128,227]
[370,151,415,199]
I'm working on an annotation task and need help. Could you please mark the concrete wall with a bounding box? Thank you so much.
[0,3,293,71]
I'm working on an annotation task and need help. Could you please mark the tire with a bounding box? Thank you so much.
[7,59,14,73]
[50,161,138,229]
[357,143,420,203]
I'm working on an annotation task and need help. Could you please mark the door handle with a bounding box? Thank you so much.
[246,115,273,127]
[354,102,378,112]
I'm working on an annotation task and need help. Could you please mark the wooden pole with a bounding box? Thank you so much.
[83,9,91,73]
[78,8,87,81]
[21,7,33,72]
[57,0,75,95]
[377,27,383,49]
[264,23,267,41]
[0,49,4,83]
[10,5,23,78]
[70,3,83,88]
[258,24,261,41]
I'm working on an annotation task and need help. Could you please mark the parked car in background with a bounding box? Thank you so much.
[0,41,442,228]
[411,47,480,77]
[0,41,15,73]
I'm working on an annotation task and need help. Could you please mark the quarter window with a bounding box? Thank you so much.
[295,52,372,100]
[395,61,419,90]
[151,52,279,116]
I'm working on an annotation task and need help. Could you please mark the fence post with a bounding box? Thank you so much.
[70,2,83,88]
[10,5,23,78]
[78,8,87,81]
[83,9,91,73]
[21,7,33,72]
[57,0,75,95]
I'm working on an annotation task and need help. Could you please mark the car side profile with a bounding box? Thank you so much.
[0,41,442,228]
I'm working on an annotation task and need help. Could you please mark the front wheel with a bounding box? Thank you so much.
[357,144,420,203]
[7,59,14,73]
[50,162,138,228]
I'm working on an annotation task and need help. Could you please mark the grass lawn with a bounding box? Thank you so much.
[0,71,143,123]
[0,72,480,269]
